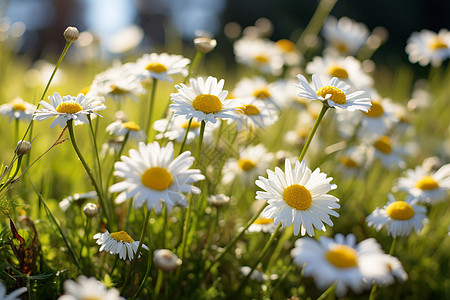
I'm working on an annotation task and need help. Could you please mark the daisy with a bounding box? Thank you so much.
[366,135,405,169]
[233,76,281,110]
[337,145,367,176]
[256,159,340,236]
[247,216,277,233]
[290,233,392,297]
[153,115,216,144]
[0,98,36,122]
[306,55,373,89]
[366,194,427,237]
[232,99,278,131]
[296,74,371,112]
[135,52,190,82]
[169,76,242,124]
[222,144,274,185]
[233,37,283,75]
[93,229,148,261]
[359,96,399,137]
[322,16,369,56]
[58,275,124,300]
[378,254,408,284]
[106,120,147,143]
[109,141,204,213]
[33,92,106,128]
[275,38,302,66]
[406,29,450,66]
[0,282,27,300]
[395,161,450,204]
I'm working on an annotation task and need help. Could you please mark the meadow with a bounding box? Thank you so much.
[0,1,449,299]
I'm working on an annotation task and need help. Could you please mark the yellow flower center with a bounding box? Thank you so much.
[192,94,222,114]
[386,201,415,220]
[238,104,260,115]
[374,136,392,154]
[123,121,141,131]
[56,101,83,114]
[254,54,269,63]
[428,37,448,50]
[283,184,312,210]
[11,100,26,111]
[182,121,201,130]
[253,217,275,225]
[340,156,358,168]
[276,39,296,52]
[415,175,439,190]
[79,86,90,95]
[141,167,173,191]
[145,62,168,73]
[253,88,271,99]
[238,159,257,171]
[328,64,349,79]
[110,85,128,95]
[316,86,346,104]
[363,101,384,117]
[110,231,135,243]
[326,245,358,268]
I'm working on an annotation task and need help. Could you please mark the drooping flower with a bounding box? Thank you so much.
[93,230,149,261]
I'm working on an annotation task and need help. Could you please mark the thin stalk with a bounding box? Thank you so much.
[162,208,168,249]
[317,282,336,300]
[270,264,295,297]
[79,218,92,260]
[131,220,153,300]
[184,51,204,84]
[153,269,164,300]
[145,79,158,139]
[67,120,110,224]
[178,118,192,155]
[203,206,220,255]
[88,115,103,191]
[14,118,19,144]
[298,104,328,161]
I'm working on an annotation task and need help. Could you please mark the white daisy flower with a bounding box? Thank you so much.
[109,141,204,213]
[93,230,149,261]
[306,55,373,89]
[275,39,302,66]
[0,282,27,300]
[233,37,283,75]
[366,194,427,237]
[106,120,147,143]
[232,99,278,131]
[365,135,405,169]
[378,254,408,284]
[169,76,242,124]
[290,233,392,297]
[58,275,124,300]
[136,52,190,82]
[395,161,450,204]
[359,96,399,137]
[207,194,230,207]
[296,74,371,112]
[256,159,340,236]
[33,92,106,128]
[337,145,367,176]
[233,76,281,110]
[247,216,277,233]
[406,29,450,66]
[153,115,216,144]
[322,16,369,56]
[0,98,36,122]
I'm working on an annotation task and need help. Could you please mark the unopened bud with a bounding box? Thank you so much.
[194,37,217,54]
[15,140,31,155]
[64,26,79,42]
[83,202,99,218]
[153,249,182,272]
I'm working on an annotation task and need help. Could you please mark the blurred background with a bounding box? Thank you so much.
[3,0,450,64]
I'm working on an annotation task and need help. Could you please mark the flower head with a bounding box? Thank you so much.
[58,275,124,300]
[0,98,36,122]
[234,37,283,75]
[406,29,450,66]
[322,16,369,55]
[106,120,146,143]
[136,53,190,82]
[153,115,216,144]
[256,159,340,236]
[93,230,148,261]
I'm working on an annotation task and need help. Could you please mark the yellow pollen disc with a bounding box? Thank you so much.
[386,201,415,220]
[326,245,358,268]
[56,101,83,114]
[110,231,135,243]
[11,100,26,111]
[276,39,296,52]
[238,104,260,115]
[79,86,90,95]
[182,121,201,130]
[316,86,346,104]
[145,62,168,73]
[283,184,312,210]
[254,54,269,63]
[123,121,141,131]
[253,88,271,99]
[192,94,222,114]
[364,101,384,117]
[428,37,448,50]
[328,64,349,79]
[110,85,128,95]
[238,159,257,171]
[340,156,358,168]
[253,217,274,225]
[415,175,439,190]
[141,167,173,191]
[374,136,392,154]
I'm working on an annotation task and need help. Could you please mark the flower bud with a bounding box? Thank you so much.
[194,37,217,54]
[64,26,79,42]
[15,140,31,155]
[153,249,182,272]
[83,202,99,218]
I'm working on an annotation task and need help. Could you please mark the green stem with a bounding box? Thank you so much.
[14,118,19,144]
[184,51,204,84]
[67,120,110,224]
[270,264,295,297]
[88,115,103,193]
[195,120,206,168]
[0,155,22,195]
[203,207,220,258]
[121,208,151,296]
[389,237,397,255]
[298,104,328,161]
[154,269,164,300]
[178,118,192,155]
[317,282,336,300]
[145,79,158,140]
[131,220,153,300]
[79,218,91,260]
